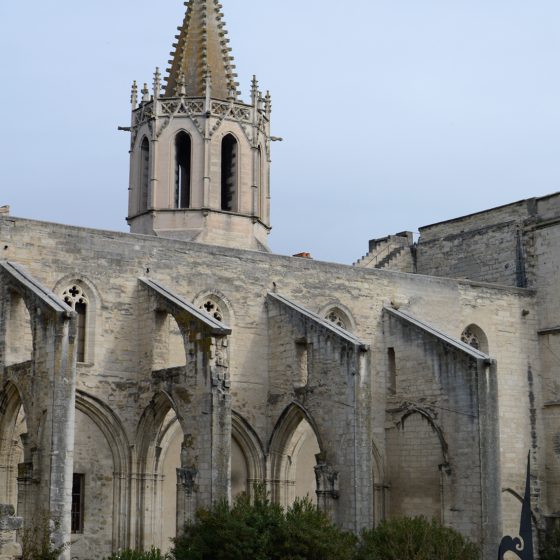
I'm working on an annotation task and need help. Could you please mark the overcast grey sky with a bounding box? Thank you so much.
[1,0,559,264]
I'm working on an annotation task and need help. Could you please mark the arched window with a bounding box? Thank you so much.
[324,308,351,331]
[221,134,238,211]
[63,285,89,363]
[175,132,191,209]
[140,138,150,212]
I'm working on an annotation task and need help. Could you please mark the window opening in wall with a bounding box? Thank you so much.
[295,340,310,389]
[140,137,150,211]
[387,347,396,395]
[63,285,89,363]
[75,303,87,363]
[175,132,191,209]
[71,473,85,534]
[221,134,238,211]
[461,328,480,350]
[325,309,348,330]
[200,299,224,322]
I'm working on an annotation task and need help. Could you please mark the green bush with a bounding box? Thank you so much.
[172,488,356,560]
[541,525,560,560]
[106,547,169,560]
[357,517,479,560]
[21,514,69,560]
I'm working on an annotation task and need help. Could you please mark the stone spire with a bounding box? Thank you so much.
[165,0,239,100]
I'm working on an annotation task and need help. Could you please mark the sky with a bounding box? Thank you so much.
[1,0,560,264]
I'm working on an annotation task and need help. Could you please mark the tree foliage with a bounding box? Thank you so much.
[357,517,479,560]
[21,514,69,560]
[172,489,356,560]
[105,547,170,560]
[172,489,481,560]
[540,525,560,560]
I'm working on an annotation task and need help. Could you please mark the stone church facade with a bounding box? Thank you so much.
[0,1,558,559]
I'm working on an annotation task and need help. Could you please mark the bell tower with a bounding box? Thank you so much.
[126,0,273,252]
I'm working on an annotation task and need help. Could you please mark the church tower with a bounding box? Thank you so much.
[126,0,272,252]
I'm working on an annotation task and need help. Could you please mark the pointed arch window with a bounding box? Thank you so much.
[140,137,150,212]
[63,285,89,363]
[175,132,191,209]
[221,134,238,211]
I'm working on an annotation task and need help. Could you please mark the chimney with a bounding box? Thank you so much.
[0,206,10,216]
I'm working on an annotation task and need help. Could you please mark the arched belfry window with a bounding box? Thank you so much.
[140,137,150,212]
[63,285,89,363]
[175,132,191,209]
[221,134,238,212]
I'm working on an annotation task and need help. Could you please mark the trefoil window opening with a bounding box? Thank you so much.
[63,285,89,363]
[326,310,347,330]
[200,299,224,322]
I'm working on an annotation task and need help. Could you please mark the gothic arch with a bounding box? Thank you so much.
[0,382,29,508]
[387,409,449,521]
[134,391,183,551]
[461,323,489,354]
[232,411,265,497]
[75,391,130,478]
[73,391,130,553]
[135,391,181,475]
[268,403,323,507]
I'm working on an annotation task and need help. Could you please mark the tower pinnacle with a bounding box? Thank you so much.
[165,0,239,100]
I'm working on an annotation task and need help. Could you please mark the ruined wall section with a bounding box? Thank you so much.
[416,200,532,286]
[383,312,499,554]
[0,214,541,557]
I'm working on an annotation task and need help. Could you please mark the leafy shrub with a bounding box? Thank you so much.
[21,514,69,560]
[106,547,170,560]
[357,516,479,560]
[172,488,356,560]
[541,525,560,560]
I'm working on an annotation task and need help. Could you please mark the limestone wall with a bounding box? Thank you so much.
[0,214,542,557]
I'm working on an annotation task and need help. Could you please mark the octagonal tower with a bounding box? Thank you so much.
[126,0,272,252]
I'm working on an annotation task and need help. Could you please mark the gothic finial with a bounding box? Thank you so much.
[131,81,138,109]
[177,69,187,97]
[251,75,259,106]
[153,67,162,99]
[141,83,150,104]
[265,90,272,116]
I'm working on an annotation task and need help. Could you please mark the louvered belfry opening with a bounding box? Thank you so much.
[221,134,238,211]
[140,137,150,211]
[175,132,192,209]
